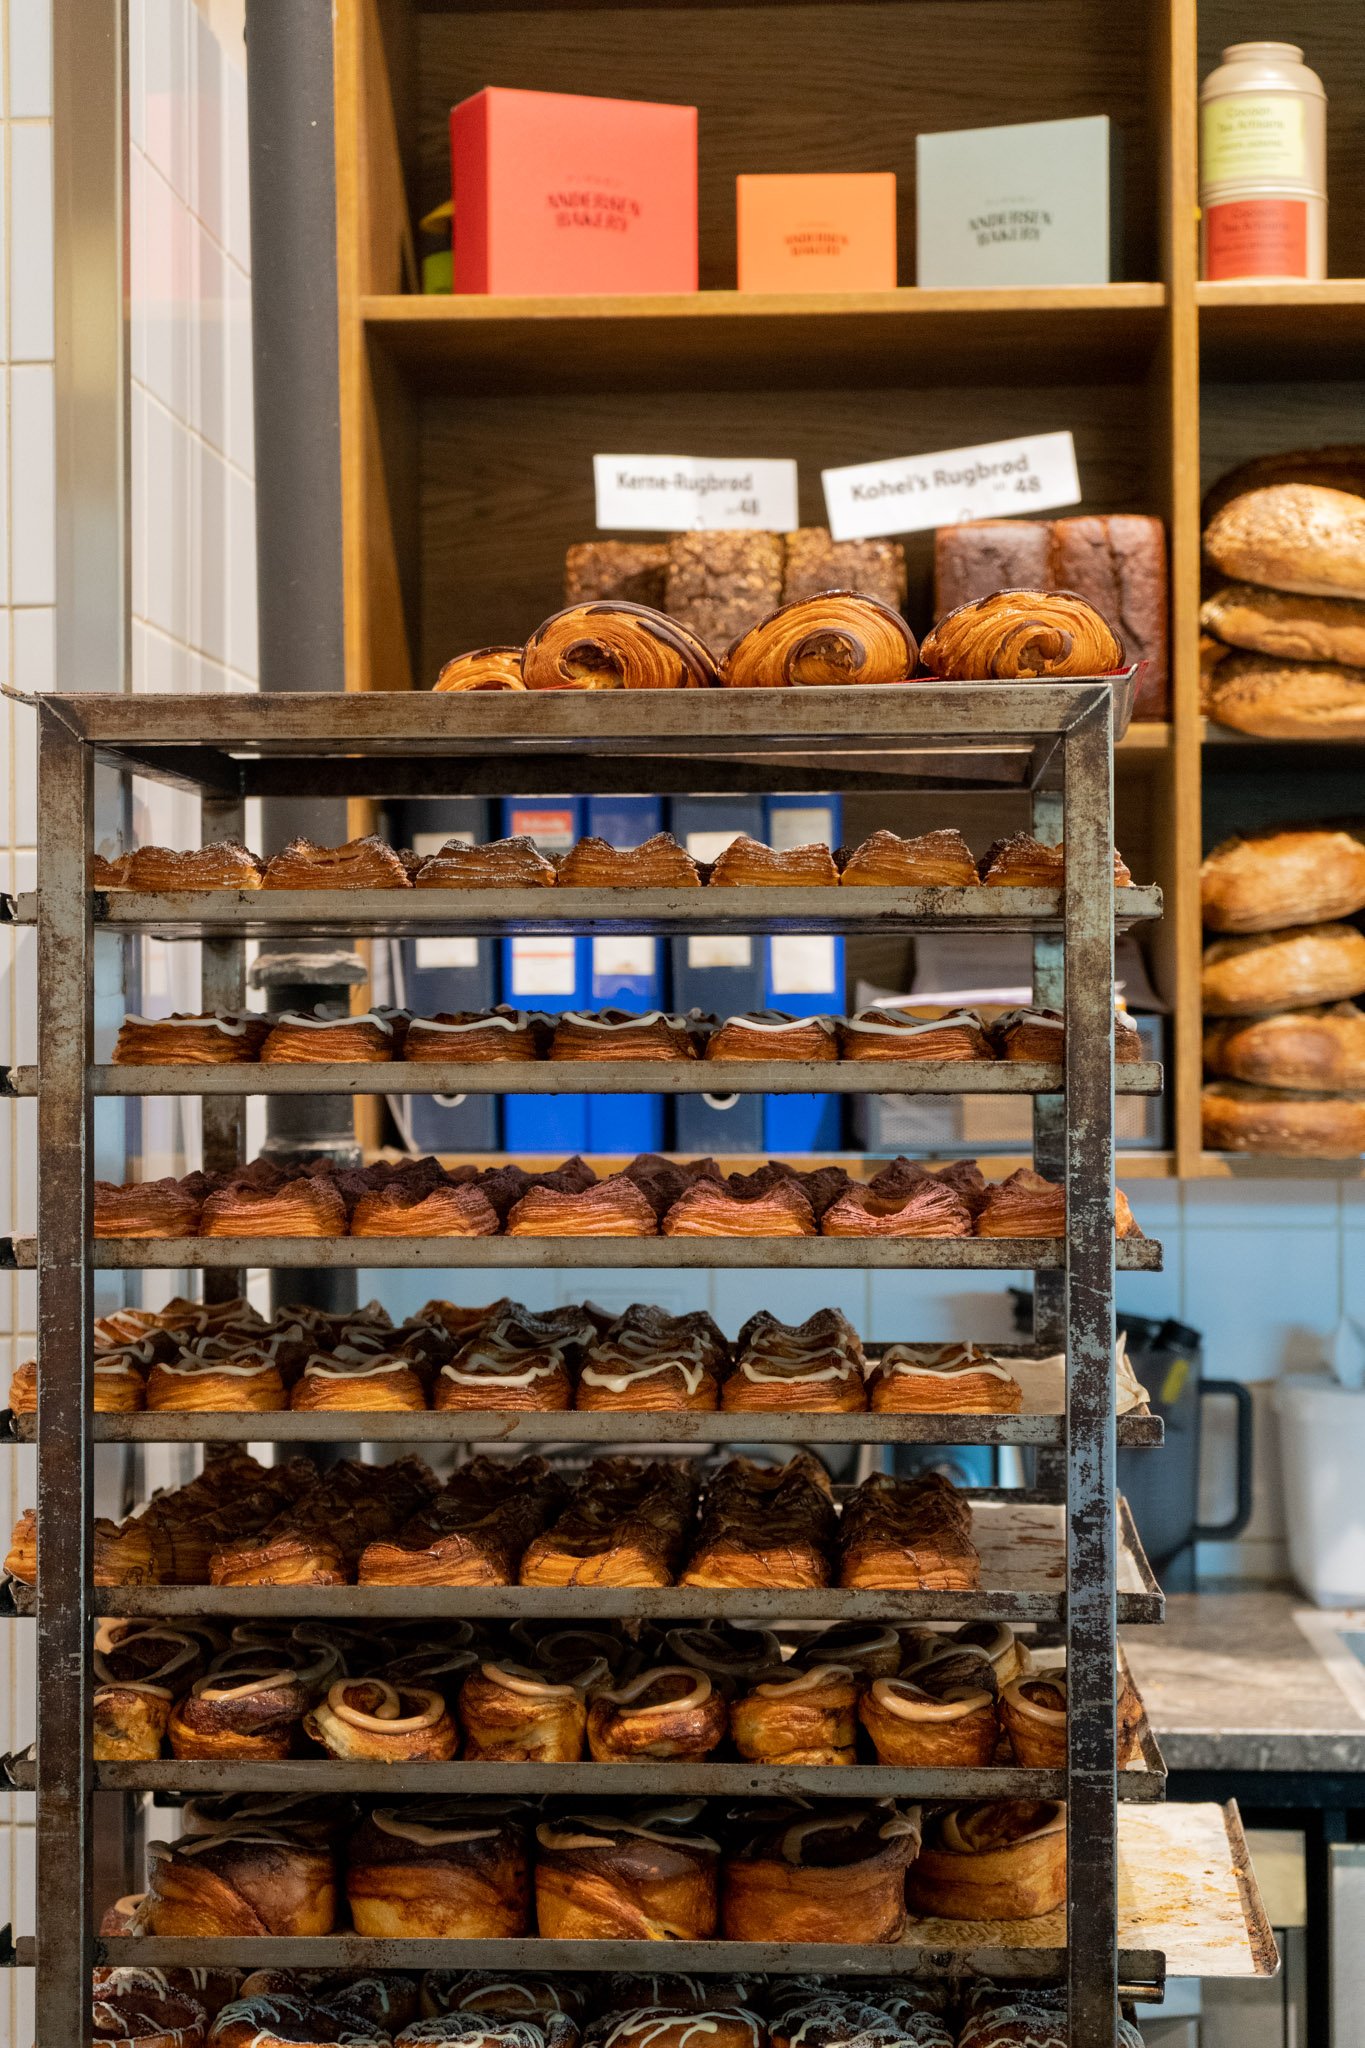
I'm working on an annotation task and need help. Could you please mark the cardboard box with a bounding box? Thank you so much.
[451,87,698,296]
[737,173,897,292]
[916,115,1114,287]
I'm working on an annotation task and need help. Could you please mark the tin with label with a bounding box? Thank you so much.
[1200,41,1326,280]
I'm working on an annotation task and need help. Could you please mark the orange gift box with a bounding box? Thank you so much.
[451,87,698,296]
[736,173,897,292]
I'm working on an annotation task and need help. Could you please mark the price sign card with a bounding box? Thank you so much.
[821,430,1080,541]
[594,454,799,532]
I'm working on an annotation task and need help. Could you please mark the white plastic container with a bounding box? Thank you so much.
[1276,1376,1365,1605]
[1200,41,1327,280]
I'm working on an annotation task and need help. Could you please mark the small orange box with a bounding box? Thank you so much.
[451,86,698,297]
[736,173,898,292]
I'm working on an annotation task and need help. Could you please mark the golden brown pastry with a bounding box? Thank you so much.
[258,1011,399,1063]
[457,1659,593,1762]
[587,1666,728,1762]
[904,1800,1066,1920]
[991,1005,1142,1064]
[999,1671,1066,1768]
[113,1013,269,1065]
[1204,1004,1365,1091]
[347,1802,531,1937]
[303,1678,458,1762]
[703,1012,837,1062]
[839,828,979,887]
[680,1454,834,1592]
[93,1625,207,1761]
[289,1353,428,1411]
[837,1006,992,1062]
[92,851,130,887]
[1200,825,1365,933]
[96,1966,240,2025]
[523,601,718,690]
[869,1341,1023,1414]
[92,1985,207,2048]
[503,1173,656,1238]
[1201,582,1365,668]
[551,1010,696,1062]
[558,833,702,888]
[404,1010,543,1062]
[920,589,1123,678]
[261,836,411,889]
[708,835,840,886]
[1203,483,1365,599]
[433,647,526,692]
[350,1180,501,1238]
[10,1346,148,1413]
[434,1331,574,1411]
[723,1307,866,1414]
[95,1179,202,1239]
[722,1803,921,1944]
[974,1167,1063,1238]
[358,1457,566,1587]
[1202,1079,1365,1157]
[980,834,1132,887]
[414,836,558,889]
[839,1471,981,1592]
[520,1458,695,1589]
[200,1175,347,1238]
[821,1178,974,1239]
[146,1350,287,1413]
[720,593,917,688]
[534,1802,721,1940]
[665,1623,782,1697]
[1202,923,1365,1015]
[4,1506,35,1584]
[120,841,264,891]
[859,1652,998,1767]
[140,1817,338,1937]
[799,1622,903,1682]
[594,2011,763,2048]
[729,1663,860,1766]
[1203,650,1365,737]
[167,1650,332,1761]
[577,1312,725,1412]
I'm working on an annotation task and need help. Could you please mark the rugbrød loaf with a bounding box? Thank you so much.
[1204,1003,1365,1091]
[1047,513,1168,714]
[1202,923,1365,1014]
[1201,583,1365,668]
[782,527,907,608]
[1203,650,1365,737]
[665,530,783,649]
[934,519,1052,618]
[565,538,668,610]
[920,589,1122,678]
[1202,1080,1365,1157]
[1201,825,1365,932]
[1203,483,1365,598]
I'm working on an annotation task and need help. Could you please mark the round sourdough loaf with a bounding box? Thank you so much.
[1200,826,1365,932]
[1204,1004,1365,1091]
[1203,651,1365,737]
[1202,923,1365,1015]
[1201,583,1365,668]
[1202,1080,1365,1158]
[1203,484,1365,599]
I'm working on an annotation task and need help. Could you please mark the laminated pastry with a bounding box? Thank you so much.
[769,1999,951,2048]
[350,1177,501,1239]
[522,601,718,691]
[118,842,265,892]
[839,828,980,888]
[93,1625,208,1760]
[1202,923,1365,1015]
[1201,582,1365,668]
[720,594,917,688]
[519,1459,696,1588]
[434,1328,574,1411]
[586,1666,729,1762]
[358,1457,567,1586]
[933,519,1053,619]
[211,1456,437,1588]
[418,1970,584,2021]
[92,852,130,887]
[868,1341,1024,1415]
[1201,1080,1365,1158]
[95,1178,202,1239]
[588,2011,765,2048]
[999,1671,1066,1768]
[564,539,669,610]
[974,1166,1143,1239]
[432,647,526,693]
[838,1471,981,1592]
[1202,483,1365,599]
[946,1619,1032,1690]
[662,1170,817,1238]
[91,1986,208,2048]
[506,1173,658,1238]
[707,835,840,886]
[551,1011,697,1063]
[403,1011,543,1063]
[289,1353,429,1412]
[919,589,1123,679]
[860,1651,999,1768]
[145,1350,288,1413]
[303,1678,458,1762]
[113,1013,270,1065]
[703,1012,837,1062]
[721,1803,922,1945]
[259,1011,399,1064]
[1046,514,1168,714]
[140,1823,338,1935]
[799,1622,903,1683]
[533,1801,721,1940]
[980,834,1132,887]
[1200,825,1365,933]
[663,530,784,649]
[729,1663,860,1767]
[96,1966,241,2023]
[781,528,908,609]
[457,1660,592,1762]
[820,1176,974,1240]
[346,1802,531,1938]
[1202,650,1365,738]
[9,1346,147,1413]
[722,1307,866,1414]
[680,1454,835,1592]
[1203,1004,1365,1091]
[4,1506,35,1584]
[557,833,702,889]
[837,1007,993,1062]
[576,1309,727,1413]
[904,1799,1066,1921]
[665,1623,783,1698]
[199,1173,349,1238]
[413,836,558,889]
[992,1006,1143,1064]
[261,836,412,890]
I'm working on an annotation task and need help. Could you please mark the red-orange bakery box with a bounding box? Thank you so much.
[450,86,698,296]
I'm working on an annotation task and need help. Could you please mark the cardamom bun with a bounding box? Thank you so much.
[1202,651,1365,738]
[1200,826,1365,932]
[1201,584,1365,669]
[1203,485,1365,600]
[1202,1080,1365,1159]
[1202,923,1365,1016]
[1204,1005,1365,1092]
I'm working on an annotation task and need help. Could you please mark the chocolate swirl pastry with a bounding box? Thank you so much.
[721,1801,922,1944]
[979,834,1132,887]
[523,602,718,691]
[586,1665,729,1762]
[414,837,558,890]
[92,1987,208,2048]
[1204,1003,1365,1092]
[113,1012,270,1065]
[93,1623,207,1760]
[520,1458,696,1589]
[346,1801,531,1938]
[919,589,1123,678]
[904,1798,1066,1920]
[506,1173,660,1239]
[729,1662,860,1767]
[839,827,980,888]
[303,1677,458,1762]
[141,1825,338,1936]
[558,833,702,889]
[457,1658,595,1763]
[534,1800,721,1940]
[662,1170,817,1239]
[433,647,526,693]
[680,1453,835,1592]
[858,1649,999,1767]
[418,1974,583,2021]
[720,593,916,688]
[821,1177,974,1241]
[167,1650,335,1761]
[199,1170,348,1239]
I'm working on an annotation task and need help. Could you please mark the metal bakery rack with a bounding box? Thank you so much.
[7,683,1277,2048]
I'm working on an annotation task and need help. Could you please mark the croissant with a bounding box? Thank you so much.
[258,1011,398,1063]
[839,828,980,887]
[523,601,719,690]
[433,646,525,692]
[704,1012,837,1062]
[533,1803,721,1940]
[261,836,411,890]
[821,1178,974,1239]
[141,1824,338,1936]
[404,1010,544,1062]
[708,835,839,887]
[146,1351,287,1412]
[346,1802,530,1937]
[920,589,1123,678]
[113,1013,270,1064]
[585,1666,728,1763]
[302,1678,457,1761]
[662,1174,816,1238]
[200,1176,347,1238]
[721,593,916,687]
[869,1341,1023,1414]
[729,1663,860,1766]
[721,1803,921,1944]
[95,1178,201,1238]
[290,1353,429,1411]
[980,834,1132,887]
[506,1175,658,1237]
[558,833,702,888]
[350,1181,501,1238]
[904,1799,1066,1920]
[859,1652,999,1767]
[120,841,265,891]
[551,1010,696,1062]
[414,837,557,889]
[837,1007,993,1062]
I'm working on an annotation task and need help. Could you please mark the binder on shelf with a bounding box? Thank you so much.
[585,796,664,1154]
[500,797,589,1154]
[763,794,845,1153]
[381,799,498,1153]
[668,795,766,1154]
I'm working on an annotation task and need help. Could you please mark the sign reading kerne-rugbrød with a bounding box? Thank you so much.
[821,431,1080,542]
[594,455,799,533]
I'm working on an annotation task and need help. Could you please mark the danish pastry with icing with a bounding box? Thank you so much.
[138,1819,338,1935]
[576,1309,725,1412]
[533,1802,720,1940]
[167,1650,332,1761]
[904,1798,1066,1920]
[720,594,916,689]
[839,827,979,888]
[434,1326,574,1411]
[93,1625,207,1760]
[703,1012,836,1062]
[522,601,718,691]
[301,1676,459,1762]
[457,1659,594,1762]
[920,588,1123,678]
[722,1307,866,1412]
[992,1006,1143,1064]
[146,1349,287,1413]
[289,1352,428,1411]
[558,833,701,889]
[729,1662,860,1767]
[708,835,839,887]
[404,1011,543,1062]
[433,647,525,692]
[258,1011,398,1063]
[586,1665,728,1762]
[838,1007,992,1062]
[113,1013,269,1065]
[869,1341,1023,1414]
[551,1011,696,1063]
[858,1651,998,1767]
[414,836,557,889]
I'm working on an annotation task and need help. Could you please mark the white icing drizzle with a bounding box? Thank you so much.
[406,1013,532,1037]
[714,1012,836,1038]
[597,1667,712,1716]
[301,1353,413,1380]
[580,1355,706,1395]
[371,1808,503,1848]
[121,1012,252,1036]
[440,1352,564,1389]
[842,1007,986,1038]
[737,1355,853,1384]
[752,1663,854,1697]
[877,1342,1017,1384]
[273,1009,393,1034]
[477,1660,579,1701]
[153,1356,277,1379]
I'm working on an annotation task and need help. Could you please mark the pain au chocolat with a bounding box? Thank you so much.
[558,832,702,888]
[920,589,1123,679]
[113,1013,270,1065]
[839,828,980,888]
[729,1662,860,1767]
[869,1341,1023,1415]
[350,1175,500,1239]
[722,1802,922,1945]
[414,836,557,889]
[905,1799,1066,1921]
[838,1006,993,1062]
[1204,1003,1365,1092]
[720,593,917,689]
[346,1802,531,1938]
[722,1308,866,1413]
[708,835,840,886]
[116,841,264,891]
[433,647,525,693]
[358,1457,566,1587]
[523,601,719,691]
[534,1801,721,1941]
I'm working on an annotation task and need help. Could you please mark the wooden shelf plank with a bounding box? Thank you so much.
[1198,279,1365,379]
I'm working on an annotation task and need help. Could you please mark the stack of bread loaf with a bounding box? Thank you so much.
[1201,447,1365,736]
[1201,824,1365,1155]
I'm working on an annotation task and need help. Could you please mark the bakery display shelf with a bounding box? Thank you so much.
[7,883,1164,941]
[402,1147,1182,1182]
[1196,277,1365,379]
[3,1059,1165,1098]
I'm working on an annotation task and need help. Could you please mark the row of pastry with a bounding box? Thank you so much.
[91,1154,1145,1241]
[94,826,1132,894]
[1199,823,1365,1155]
[115,1791,1070,1943]
[112,1003,1141,1069]
[4,1450,985,1593]
[90,1966,1143,2048]
[90,1607,1125,1777]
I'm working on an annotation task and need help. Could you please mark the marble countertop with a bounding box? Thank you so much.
[1123,1587,1365,1774]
